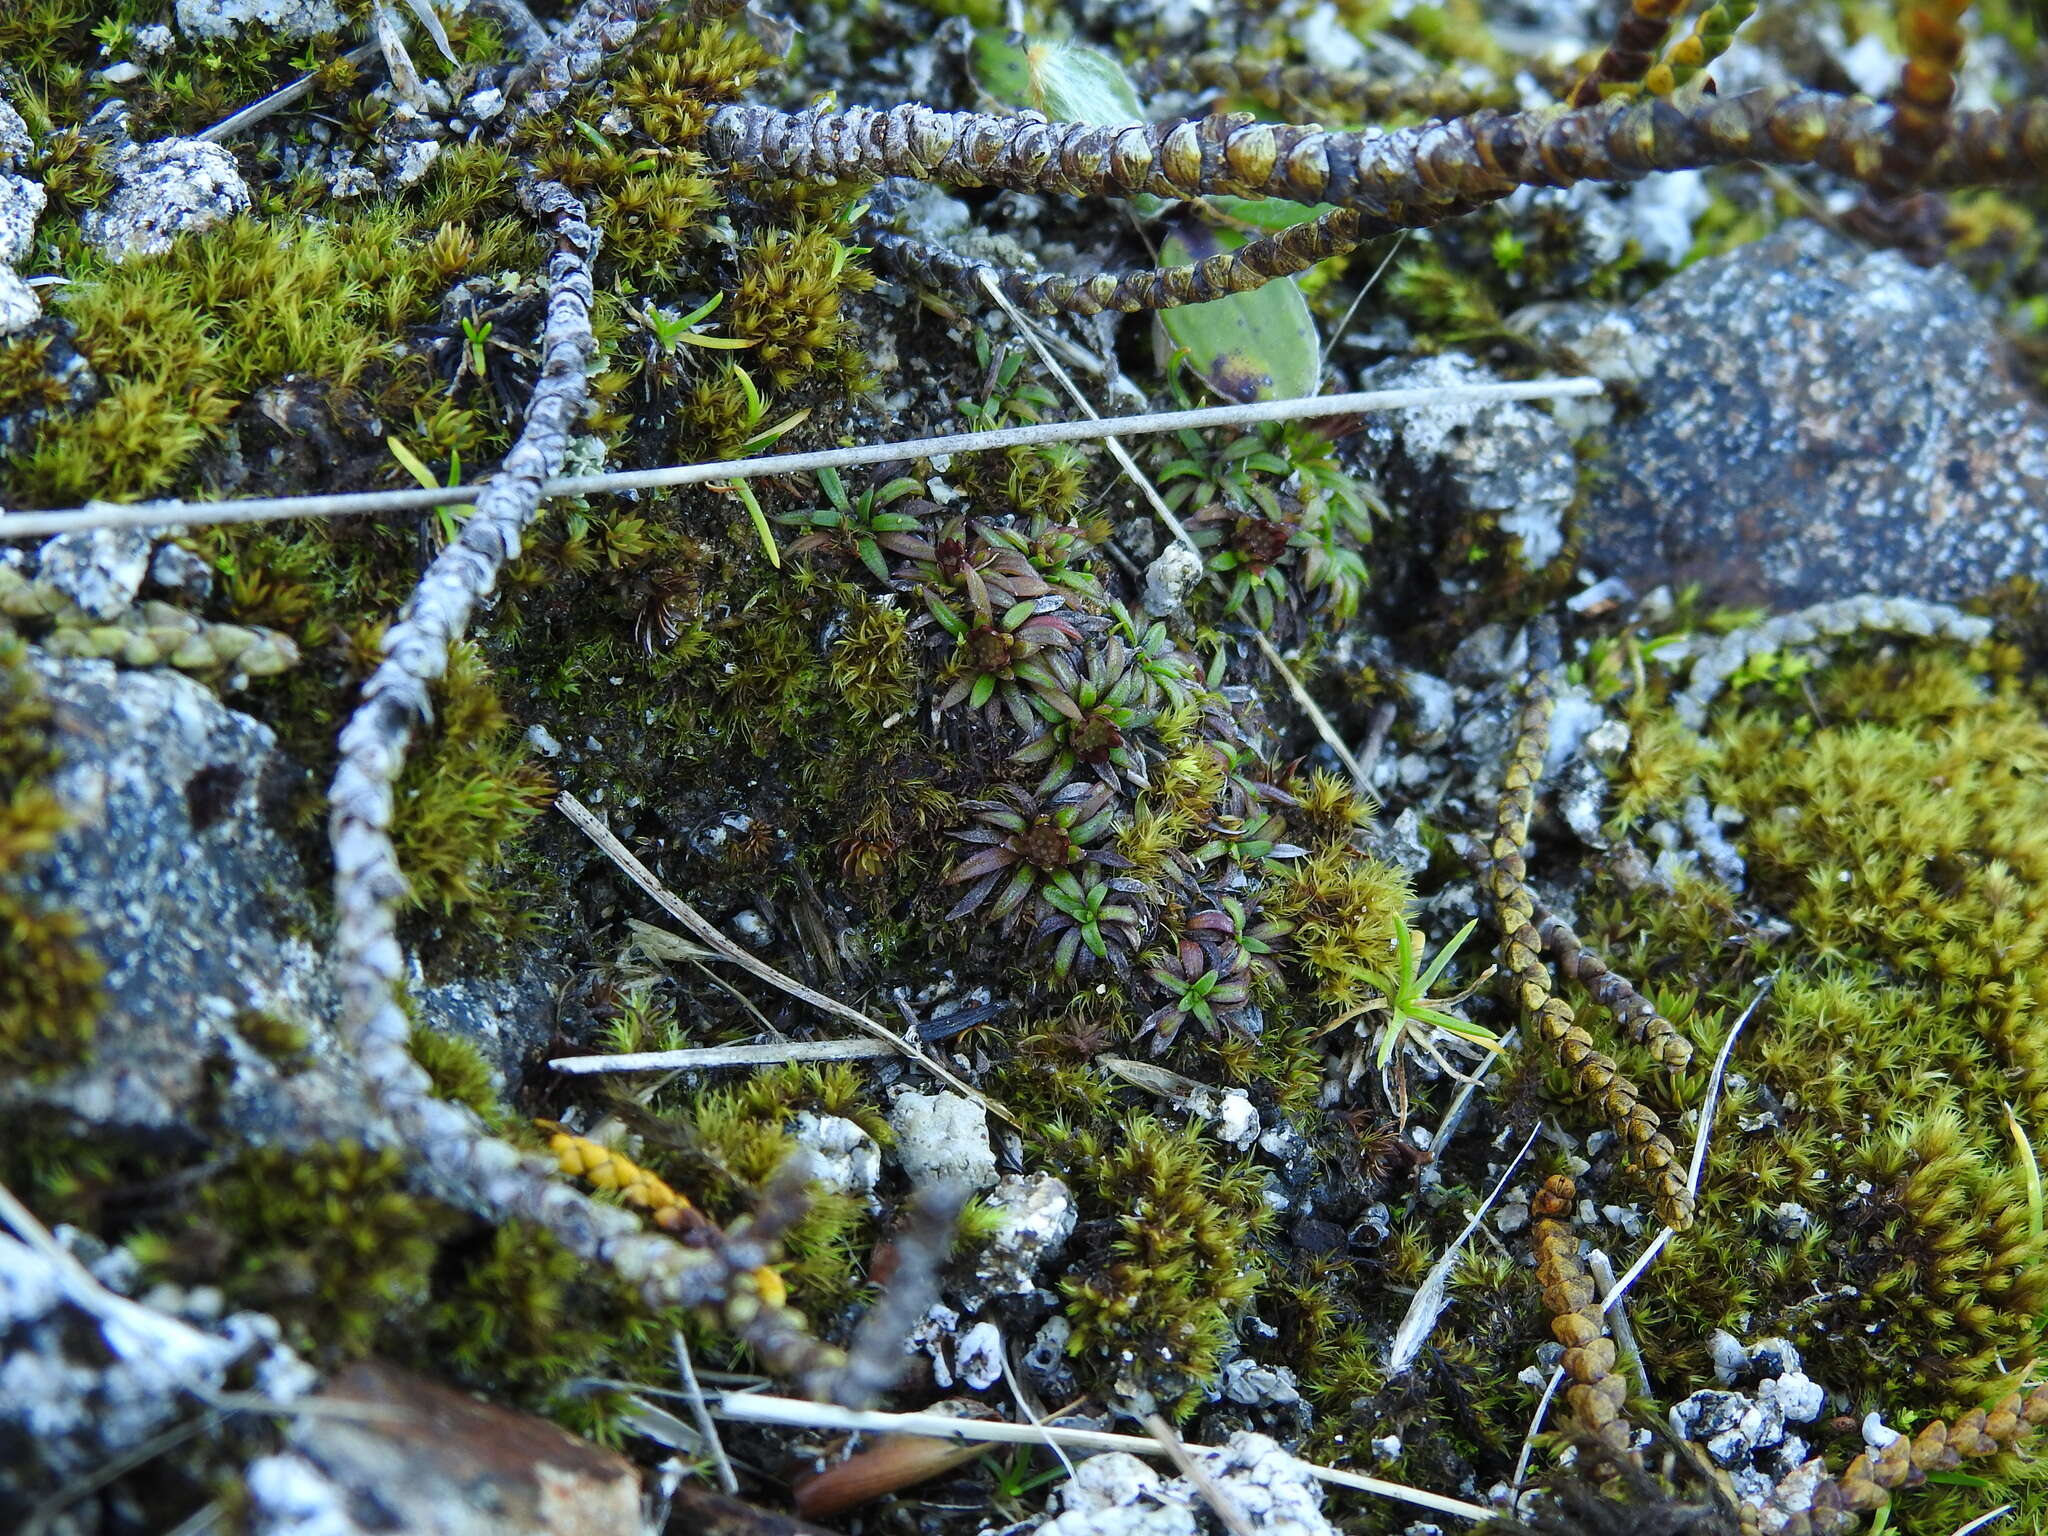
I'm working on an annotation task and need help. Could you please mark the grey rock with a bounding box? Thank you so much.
[889,1090,998,1192]
[1220,1358,1303,1407]
[1142,541,1205,617]
[82,137,251,261]
[1043,1433,1333,1536]
[174,0,346,39]
[788,1110,882,1198]
[1021,1314,1077,1400]
[1581,222,2048,606]
[1040,1453,1195,1536]
[1762,1369,1826,1425]
[1353,353,1576,570]
[1709,1328,1751,1385]
[36,526,155,620]
[967,1172,1077,1303]
[1672,1388,1748,1444]
[0,171,45,265]
[1360,805,1430,877]
[0,265,35,337]
[0,99,29,170]
[2,1231,315,1513]
[0,319,99,456]
[953,1320,1003,1390]
[7,655,561,1143]
[147,542,215,605]
[1398,669,1457,746]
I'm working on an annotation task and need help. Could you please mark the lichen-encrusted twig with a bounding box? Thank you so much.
[1671,594,1992,730]
[711,88,2048,316]
[325,181,846,1398]
[1489,622,1693,1230]
[709,89,2048,230]
[1530,1174,1634,1458]
[499,0,748,126]
[1804,1382,2048,1534]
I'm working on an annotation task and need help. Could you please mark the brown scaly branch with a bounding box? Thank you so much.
[1848,0,1975,257]
[1570,0,1698,106]
[865,204,1427,316]
[1530,1174,1635,1460]
[707,89,2048,315]
[1486,621,1693,1232]
[1452,832,1693,1073]
[1804,1381,2048,1534]
[1879,0,1975,196]
[1533,905,1692,1070]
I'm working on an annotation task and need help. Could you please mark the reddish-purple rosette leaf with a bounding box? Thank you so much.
[946,845,1017,884]
[944,871,1002,920]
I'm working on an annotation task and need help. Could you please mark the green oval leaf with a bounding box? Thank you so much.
[970,31,1144,123]
[1154,218,1321,403]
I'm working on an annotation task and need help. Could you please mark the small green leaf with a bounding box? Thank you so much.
[971,31,1143,123]
[1203,195,1337,234]
[386,436,440,492]
[969,673,998,709]
[1155,218,1321,403]
[730,479,780,568]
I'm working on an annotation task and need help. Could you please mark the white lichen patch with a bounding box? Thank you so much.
[82,138,251,261]
[174,0,346,39]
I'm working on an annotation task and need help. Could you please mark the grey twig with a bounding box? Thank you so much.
[1672,594,1990,729]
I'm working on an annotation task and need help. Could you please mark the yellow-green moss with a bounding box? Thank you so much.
[1049,1111,1272,1415]
[1589,645,2048,1432]
[390,640,553,928]
[0,634,101,1078]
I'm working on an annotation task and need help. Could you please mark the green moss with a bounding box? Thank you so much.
[1265,840,1414,1016]
[1050,1111,1270,1414]
[234,1008,310,1066]
[390,641,553,929]
[0,634,101,1079]
[138,1141,458,1360]
[1585,645,2048,1429]
[422,1221,639,1404]
[408,1025,507,1129]
[725,222,875,391]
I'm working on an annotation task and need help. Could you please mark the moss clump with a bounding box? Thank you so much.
[389,641,553,929]
[233,1008,309,1067]
[137,1141,458,1360]
[725,222,875,391]
[407,1024,507,1129]
[422,1221,648,1407]
[1050,1111,1271,1415]
[1264,840,1414,1016]
[677,1062,888,1312]
[1591,644,2048,1421]
[0,634,101,1079]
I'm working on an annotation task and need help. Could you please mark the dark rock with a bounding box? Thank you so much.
[250,1360,642,1536]
[1579,221,2048,607]
[1351,353,1576,572]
